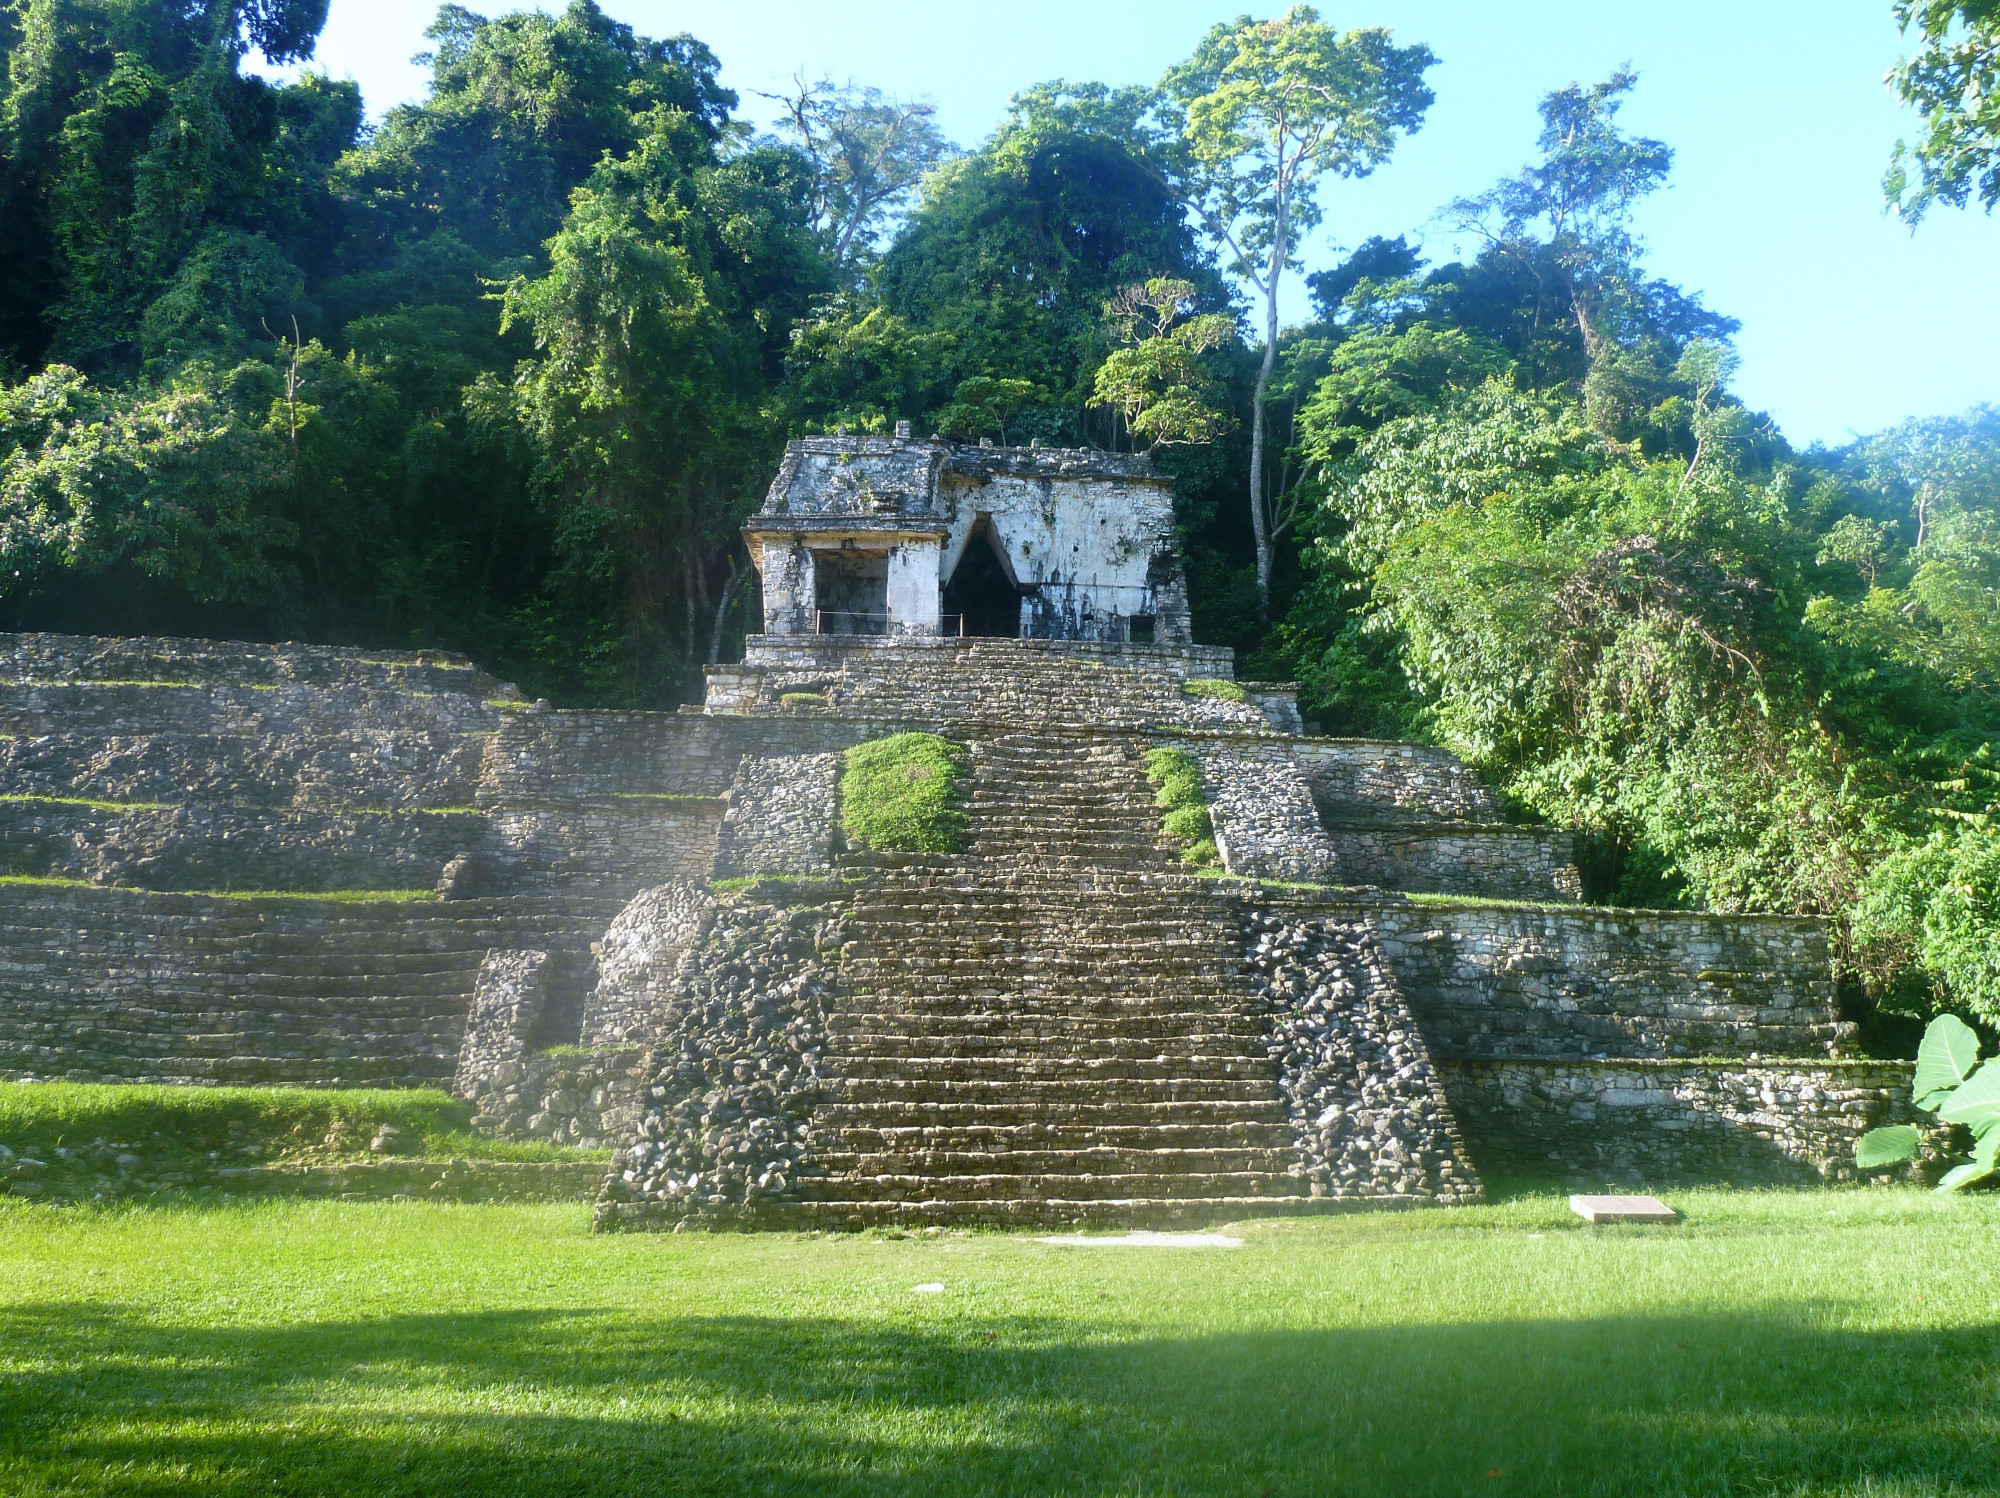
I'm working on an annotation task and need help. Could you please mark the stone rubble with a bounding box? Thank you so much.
[1246,912,1479,1204]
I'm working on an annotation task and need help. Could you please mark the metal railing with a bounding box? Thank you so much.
[813,611,970,637]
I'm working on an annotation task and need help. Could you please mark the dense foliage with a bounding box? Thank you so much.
[0,0,1992,1032]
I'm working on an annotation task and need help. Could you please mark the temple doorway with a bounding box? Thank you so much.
[812,550,888,634]
[943,520,1030,637]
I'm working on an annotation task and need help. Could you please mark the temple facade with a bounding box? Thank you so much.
[744,430,1193,644]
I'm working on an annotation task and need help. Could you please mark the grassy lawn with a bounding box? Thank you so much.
[1,1190,1995,1496]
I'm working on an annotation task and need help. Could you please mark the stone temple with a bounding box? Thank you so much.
[0,435,1914,1225]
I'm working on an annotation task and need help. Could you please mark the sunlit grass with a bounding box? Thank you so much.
[0,1187,1993,1496]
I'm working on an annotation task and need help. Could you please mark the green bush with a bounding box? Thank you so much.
[1181,678,1249,703]
[840,733,968,853]
[779,691,830,709]
[1144,747,1218,867]
[1855,825,2000,1025]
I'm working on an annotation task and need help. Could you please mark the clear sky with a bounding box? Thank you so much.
[258,0,1997,449]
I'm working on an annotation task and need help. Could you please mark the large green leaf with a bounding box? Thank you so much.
[1973,1122,2000,1171]
[1854,1124,1922,1169]
[1937,1060,2000,1131]
[1935,1160,1995,1193]
[1914,1014,1982,1110]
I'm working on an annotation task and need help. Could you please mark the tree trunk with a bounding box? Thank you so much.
[707,553,745,666]
[1248,216,1285,608]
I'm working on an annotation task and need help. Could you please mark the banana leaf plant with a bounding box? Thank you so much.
[1855,1014,2000,1191]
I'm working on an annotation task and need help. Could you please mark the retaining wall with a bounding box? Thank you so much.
[0,883,620,1087]
[1439,1058,1914,1184]
[1371,902,1850,1060]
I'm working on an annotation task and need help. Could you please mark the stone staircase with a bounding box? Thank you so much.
[706,637,1271,732]
[793,860,1310,1225]
[962,732,1172,871]
[781,732,1318,1226]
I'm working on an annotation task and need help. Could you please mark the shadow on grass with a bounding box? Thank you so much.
[1,1302,1994,1496]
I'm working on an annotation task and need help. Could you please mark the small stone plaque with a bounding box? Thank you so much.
[1569,1194,1679,1225]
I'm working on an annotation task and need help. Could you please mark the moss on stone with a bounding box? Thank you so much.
[1181,677,1249,703]
[840,733,968,853]
[1143,747,1218,867]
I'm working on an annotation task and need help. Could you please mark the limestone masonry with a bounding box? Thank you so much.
[0,439,1913,1224]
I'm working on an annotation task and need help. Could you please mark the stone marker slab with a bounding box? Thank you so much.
[1569,1194,1678,1225]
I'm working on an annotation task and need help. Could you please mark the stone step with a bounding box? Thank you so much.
[803,1170,1308,1203]
[813,1097,1289,1127]
[834,996,1250,1019]
[824,1076,1281,1105]
[823,1026,1271,1053]
[767,1191,1444,1229]
[824,1055,1274,1083]
[811,1146,1290,1176]
[822,1120,1295,1150]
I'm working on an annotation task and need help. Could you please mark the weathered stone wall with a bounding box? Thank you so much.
[579,882,716,1048]
[598,895,844,1229]
[480,710,897,803]
[464,1047,647,1151]
[705,637,1266,729]
[1320,823,1581,902]
[1369,901,1850,1060]
[0,801,488,892]
[1292,739,1504,823]
[1246,909,1481,1204]
[0,883,619,1087]
[1439,1058,1915,1184]
[453,949,553,1095]
[713,753,842,878]
[1181,736,1579,899]
[1198,751,1333,883]
[487,801,723,897]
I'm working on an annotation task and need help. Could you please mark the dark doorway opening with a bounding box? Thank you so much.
[943,522,1029,638]
[813,551,888,635]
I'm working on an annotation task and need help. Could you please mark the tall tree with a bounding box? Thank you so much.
[1444,70,1672,381]
[760,76,952,279]
[1886,1,2000,220]
[0,0,356,374]
[1161,6,1434,604]
[868,82,1230,439]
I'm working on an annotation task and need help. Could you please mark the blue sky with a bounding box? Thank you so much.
[260,0,1997,449]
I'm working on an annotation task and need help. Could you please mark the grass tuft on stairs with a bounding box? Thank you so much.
[841,733,969,853]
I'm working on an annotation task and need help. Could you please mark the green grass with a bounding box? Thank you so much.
[185,888,437,903]
[1143,746,1218,868]
[0,879,437,902]
[840,733,968,854]
[1402,890,1557,911]
[0,793,180,812]
[2,678,204,689]
[1181,676,1249,703]
[0,1083,603,1165]
[0,1188,1994,1495]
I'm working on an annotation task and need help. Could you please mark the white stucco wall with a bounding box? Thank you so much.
[886,539,942,636]
[936,473,1184,641]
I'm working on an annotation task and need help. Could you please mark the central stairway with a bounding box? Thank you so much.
[790,732,1315,1226]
